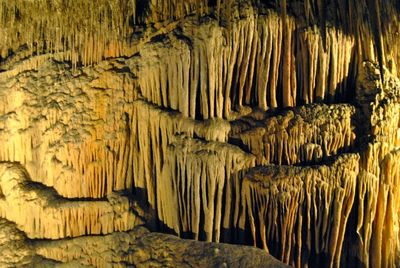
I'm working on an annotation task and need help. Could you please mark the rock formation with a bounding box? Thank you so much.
[0,217,286,267]
[0,0,400,267]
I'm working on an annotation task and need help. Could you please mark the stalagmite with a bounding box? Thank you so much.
[0,218,56,267]
[0,217,288,268]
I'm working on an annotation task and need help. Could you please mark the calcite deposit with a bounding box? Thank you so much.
[240,154,359,267]
[0,0,400,267]
[0,217,287,267]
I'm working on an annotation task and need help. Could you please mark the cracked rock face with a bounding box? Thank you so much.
[0,0,400,268]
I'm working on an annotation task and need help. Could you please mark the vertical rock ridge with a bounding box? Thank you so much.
[349,62,400,267]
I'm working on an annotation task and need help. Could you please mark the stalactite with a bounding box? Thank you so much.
[157,136,255,241]
[370,150,400,267]
[281,13,297,107]
[239,154,359,267]
[354,171,379,268]
[230,104,355,165]
[0,163,141,239]
[297,27,355,103]
[350,62,400,267]
[0,59,139,198]
[130,100,232,211]
[1,2,400,268]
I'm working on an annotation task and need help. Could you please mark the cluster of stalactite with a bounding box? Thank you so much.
[157,136,255,242]
[2,0,399,85]
[230,104,355,165]
[0,51,362,249]
[0,0,138,67]
[0,0,236,67]
[295,0,400,78]
[0,163,141,239]
[134,63,399,268]
[129,100,234,208]
[0,56,240,202]
[296,26,355,103]
[146,0,208,23]
[239,154,359,268]
[0,59,138,198]
[345,63,400,268]
[1,1,400,268]
[138,12,356,119]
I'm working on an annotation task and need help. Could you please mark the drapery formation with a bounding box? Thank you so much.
[1,1,400,267]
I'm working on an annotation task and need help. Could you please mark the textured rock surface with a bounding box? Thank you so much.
[0,218,288,268]
[240,154,359,267]
[230,104,355,165]
[0,0,400,268]
[0,163,142,239]
[347,63,400,268]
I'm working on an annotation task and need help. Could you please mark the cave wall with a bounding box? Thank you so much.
[0,0,400,267]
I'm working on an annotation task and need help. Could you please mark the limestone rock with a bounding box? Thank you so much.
[239,154,359,267]
[1,1,400,268]
[230,104,355,165]
[0,162,142,239]
[35,225,288,268]
[0,217,287,268]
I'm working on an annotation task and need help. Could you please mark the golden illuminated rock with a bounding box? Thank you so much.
[0,218,288,267]
[0,163,142,239]
[239,154,359,267]
[0,0,400,267]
